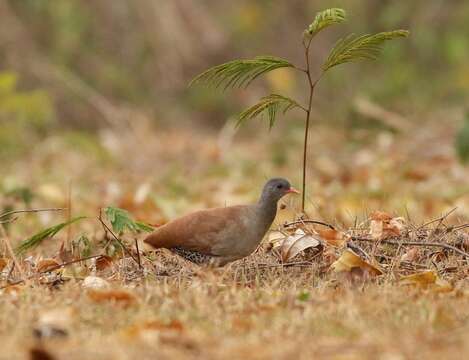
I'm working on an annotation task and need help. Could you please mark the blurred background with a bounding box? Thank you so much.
[1,0,468,231]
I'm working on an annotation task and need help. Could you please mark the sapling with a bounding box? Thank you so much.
[190,8,409,212]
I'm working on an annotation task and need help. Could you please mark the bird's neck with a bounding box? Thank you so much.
[256,196,278,230]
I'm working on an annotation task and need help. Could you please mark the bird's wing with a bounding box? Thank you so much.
[143,205,249,255]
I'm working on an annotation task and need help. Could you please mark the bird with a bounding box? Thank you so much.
[144,178,299,266]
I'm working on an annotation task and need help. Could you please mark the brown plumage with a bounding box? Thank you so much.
[144,178,299,266]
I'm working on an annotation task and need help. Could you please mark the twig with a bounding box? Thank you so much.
[97,216,140,266]
[351,236,469,259]
[0,208,66,220]
[283,219,336,230]
[39,254,104,274]
[135,238,142,270]
[452,223,469,231]
[416,207,457,231]
[6,262,15,282]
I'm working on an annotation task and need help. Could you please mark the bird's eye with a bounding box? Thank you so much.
[276,184,283,189]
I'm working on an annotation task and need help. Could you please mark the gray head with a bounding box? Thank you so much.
[259,178,299,205]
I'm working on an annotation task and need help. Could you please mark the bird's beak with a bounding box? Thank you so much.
[286,187,300,194]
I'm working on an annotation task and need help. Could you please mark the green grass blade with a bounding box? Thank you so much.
[15,216,87,255]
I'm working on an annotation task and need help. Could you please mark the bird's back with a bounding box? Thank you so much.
[144,205,257,257]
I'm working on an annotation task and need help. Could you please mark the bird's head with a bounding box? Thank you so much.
[260,178,300,204]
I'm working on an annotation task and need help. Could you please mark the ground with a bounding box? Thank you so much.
[1,120,468,360]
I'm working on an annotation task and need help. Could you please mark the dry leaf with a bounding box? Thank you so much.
[124,320,185,344]
[279,229,321,262]
[370,210,393,221]
[95,255,114,270]
[331,249,382,275]
[317,229,346,247]
[37,259,60,273]
[267,230,286,250]
[87,289,136,306]
[400,270,453,293]
[83,276,110,289]
[400,247,420,262]
[369,211,406,240]
[0,258,8,272]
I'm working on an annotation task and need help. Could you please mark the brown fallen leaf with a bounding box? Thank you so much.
[37,259,60,273]
[331,249,382,276]
[95,255,114,270]
[317,229,347,247]
[400,247,420,262]
[369,211,406,240]
[87,289,137,306]
[370,210,393,221]
[124,320,196,348]
[0,258,8,272]
[399,270,453,293]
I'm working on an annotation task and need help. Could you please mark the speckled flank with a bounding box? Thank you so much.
[171,246,216,265]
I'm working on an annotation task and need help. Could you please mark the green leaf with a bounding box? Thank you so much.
[189,56,293,90]
[238,94,303,129]
[16,216,86,255]
[307,8,346,37]
[322,30,409,71]
[455,114,469,164]
[103,206,154,234]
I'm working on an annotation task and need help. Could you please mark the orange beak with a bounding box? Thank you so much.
[286,187,300,194]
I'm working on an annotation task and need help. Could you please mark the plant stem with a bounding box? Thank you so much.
[301,40,315,212]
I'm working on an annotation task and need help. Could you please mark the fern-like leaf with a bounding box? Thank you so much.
[189,56,293,90]
[307,8,346,37]
[238,94,303,129]
[104,206,153,234]
[16,216,86,254]
[322,30,409,71]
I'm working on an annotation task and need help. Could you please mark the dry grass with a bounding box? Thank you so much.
[1,119,468,359]
[0,259,468,360]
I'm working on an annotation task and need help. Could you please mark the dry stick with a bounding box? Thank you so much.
[0,254,104,290]
[6,262,15,283]
[134,238,142,270]
[415,207,458,231]
[97,217,140,266]
[283,219,336,230]
[452,223,469,231]
[351,236,469,259]
[0,207,66,220]
[39,254,104,274]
